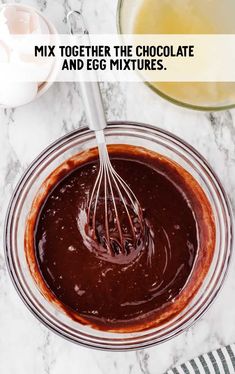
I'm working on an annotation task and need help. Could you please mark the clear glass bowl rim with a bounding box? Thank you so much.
[0,3,58,108]
[4,121,234,350]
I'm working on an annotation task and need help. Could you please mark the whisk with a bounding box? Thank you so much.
[67,11,145,257]
[87,131,145,256]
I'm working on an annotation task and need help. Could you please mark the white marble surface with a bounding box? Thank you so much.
[1,0,235,373]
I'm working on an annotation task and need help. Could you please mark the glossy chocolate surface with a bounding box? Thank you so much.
[26,146,215,332]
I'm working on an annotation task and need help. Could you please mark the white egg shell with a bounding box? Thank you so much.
[3,7,31,34]
[5,10,51,64]
[0,7,10,34]
[15,10,31,34]
[0,7,7,23]
[0,5,55,107]
[1,6,18,34]
[0,41,9,62]
[0,21,9,35]
[0,82,38,107]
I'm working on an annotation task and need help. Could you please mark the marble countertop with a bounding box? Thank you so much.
[1,0,235,373]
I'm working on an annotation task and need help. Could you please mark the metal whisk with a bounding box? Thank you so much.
[68,11,145,257]
[88,131,144,256]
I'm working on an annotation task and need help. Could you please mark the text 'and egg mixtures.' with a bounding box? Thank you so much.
[25,145,215,332]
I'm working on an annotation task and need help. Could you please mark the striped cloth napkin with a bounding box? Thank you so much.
[166,344,235,374]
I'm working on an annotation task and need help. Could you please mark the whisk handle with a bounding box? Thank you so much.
[79,81,107,131]
[67,10,107,132]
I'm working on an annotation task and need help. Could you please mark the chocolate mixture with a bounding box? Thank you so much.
[25,145,215,332]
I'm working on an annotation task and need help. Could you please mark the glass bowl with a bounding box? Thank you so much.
[117,0,235,111]
[0,3,58,108]
[4,122,233,350]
